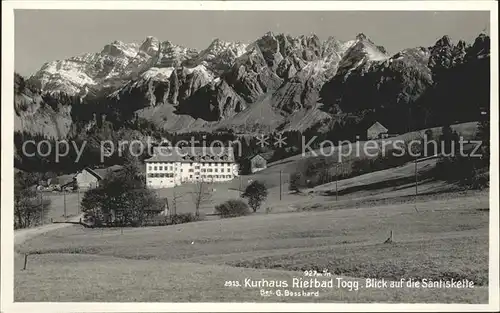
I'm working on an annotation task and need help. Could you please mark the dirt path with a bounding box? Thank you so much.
[15,214,83,247]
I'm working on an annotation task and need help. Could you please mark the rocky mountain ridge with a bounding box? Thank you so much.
[17,32,490,138]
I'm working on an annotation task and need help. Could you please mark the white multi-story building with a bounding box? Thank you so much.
[145,146,239,189]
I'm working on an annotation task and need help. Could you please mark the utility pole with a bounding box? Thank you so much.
[335,164,339,201]
[77,188,80,215]
[279,170,282,201]
[165,197,170,216]
[39,189,44,225]
[415,157,418,197]
[414,154,419,214]
[173,186,177,216]
[63,190,67,218]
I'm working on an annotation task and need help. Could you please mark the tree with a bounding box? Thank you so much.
[424,129,436,157]
[166,185,184,217]
[190,180,212,218]
[289,171,305,193]
[241,180,268,213]
[81,160,162,227]
[14,172,51,229]
[440,125,454,155]
[477,118,490,166]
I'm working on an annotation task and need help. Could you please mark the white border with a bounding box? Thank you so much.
[1,1,498,312]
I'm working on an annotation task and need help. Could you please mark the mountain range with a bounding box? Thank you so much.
[15,32,490,139]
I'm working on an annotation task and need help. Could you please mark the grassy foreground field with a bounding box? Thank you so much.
[15,189,489,303]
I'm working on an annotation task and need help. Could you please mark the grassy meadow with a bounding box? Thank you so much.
[15,188,489,302]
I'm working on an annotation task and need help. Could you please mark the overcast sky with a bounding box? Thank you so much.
[15,10,490,76]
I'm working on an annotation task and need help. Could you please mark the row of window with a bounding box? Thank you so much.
[201,175,233,179]
[148,163,233,171]
[148,173,175,178]
[147,173,233,179]
[149,166,175,171]
[202,168,232,173]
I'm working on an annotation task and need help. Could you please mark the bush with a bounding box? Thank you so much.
[215,199,250,218]
[432,155,489,190]
[289,171,306,192]
[171,213,197,224]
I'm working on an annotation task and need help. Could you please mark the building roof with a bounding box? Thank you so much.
[243,151,273,162]
[251,154,265,160]
[145,146,235,163]
[82,168,104,180]
[249,154,267,162]
[52,174,76,187]
[368,122,389,133]
[78,165,123,181]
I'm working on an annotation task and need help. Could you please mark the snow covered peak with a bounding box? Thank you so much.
[100,40,139,58]
[205,38,247,57]
[139,36,160,55]
[141,67,175,81]
[156,41,198,68]
[434,35,453,48]
[334,34,389,78]
[27,32,389,97]
[356,33,368,41]
[188,39,247,74]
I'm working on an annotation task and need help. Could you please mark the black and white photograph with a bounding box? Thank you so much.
[1,1,498,311]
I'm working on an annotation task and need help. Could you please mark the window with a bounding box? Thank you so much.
[190,175,193,178]
[154,166,157,171]
[227,168,230,172]
[214,168,218,172]
[148,165,152,171]
[159,166,163,171]
[170,166,173,171]
[189,169,194,172]
[201,169,206,172]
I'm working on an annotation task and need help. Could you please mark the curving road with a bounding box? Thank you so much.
[14,214,83,247]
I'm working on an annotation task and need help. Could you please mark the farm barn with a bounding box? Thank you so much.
[367,122,389,140]
[250,154,267,173]
[74,165,123,190]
